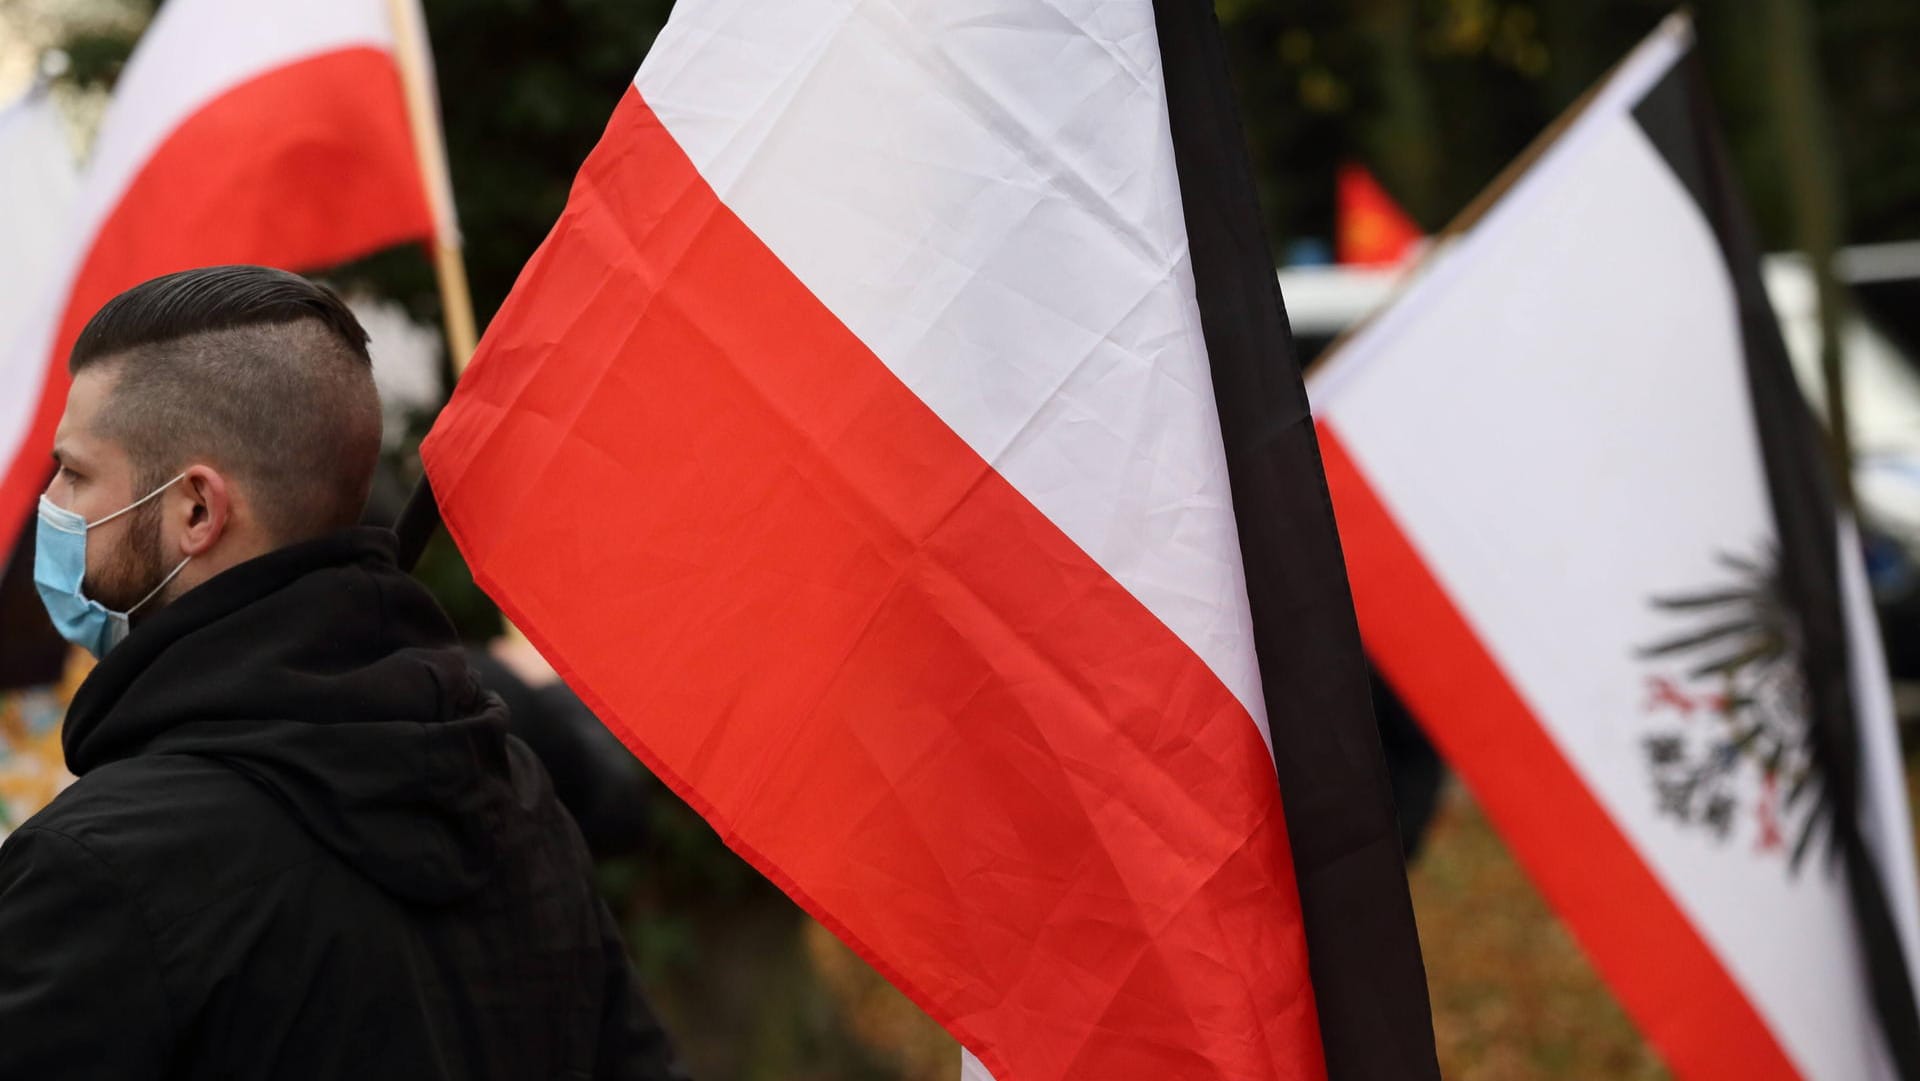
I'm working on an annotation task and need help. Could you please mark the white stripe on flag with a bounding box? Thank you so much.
[633,0,1271,744]
[0,90,76,402]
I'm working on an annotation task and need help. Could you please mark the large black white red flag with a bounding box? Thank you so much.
[1310,15,1920,1081]
[421,1,1437,1077]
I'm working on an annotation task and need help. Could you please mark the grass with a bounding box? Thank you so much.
[1409,784,1668,1080]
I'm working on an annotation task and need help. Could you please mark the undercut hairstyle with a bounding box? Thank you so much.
[70,265,383,545]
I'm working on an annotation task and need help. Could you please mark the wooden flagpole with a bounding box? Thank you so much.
[386,0,479,374]
[385,0,537,650]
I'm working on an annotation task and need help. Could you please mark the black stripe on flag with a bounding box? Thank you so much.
[1151,3,1441,1077]
[1634,52,1920,1079]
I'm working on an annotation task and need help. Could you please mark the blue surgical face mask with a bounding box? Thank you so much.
[35,472,192,658]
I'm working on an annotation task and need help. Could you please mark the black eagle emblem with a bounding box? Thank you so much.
[1638,544,1830,871]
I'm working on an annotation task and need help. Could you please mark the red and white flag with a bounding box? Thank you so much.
[0,0,449,555]
[422,2,1437,1078]
[0,86,79,686]
[1312,16,1920,1080]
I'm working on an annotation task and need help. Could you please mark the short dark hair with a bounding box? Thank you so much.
[70,265,383,544]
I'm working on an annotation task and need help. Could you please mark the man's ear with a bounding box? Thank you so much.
[176,465,232,558]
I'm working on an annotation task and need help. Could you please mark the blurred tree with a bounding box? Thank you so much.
[416,0,675,322]
[1349,0,1441,220]
[1216,0,1918,254]
[1762,0,1854,501]
[1817,0,1920,246]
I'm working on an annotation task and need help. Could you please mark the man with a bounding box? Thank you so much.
[0,265,685,1079]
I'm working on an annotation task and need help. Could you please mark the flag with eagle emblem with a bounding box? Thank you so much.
[1310,15,1920,1081]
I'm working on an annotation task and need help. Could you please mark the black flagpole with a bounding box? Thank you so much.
[392,474,441,576]
[1152,2,1441,1077]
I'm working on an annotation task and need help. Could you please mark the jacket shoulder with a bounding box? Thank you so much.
[20,753,325,928]
[0,823,178,1076]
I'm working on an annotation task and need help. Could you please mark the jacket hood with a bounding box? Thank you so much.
[63,527,509,904]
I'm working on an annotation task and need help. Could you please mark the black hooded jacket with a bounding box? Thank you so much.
[0,529,684,1080]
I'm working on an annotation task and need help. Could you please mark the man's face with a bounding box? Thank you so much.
[46,366,168,612]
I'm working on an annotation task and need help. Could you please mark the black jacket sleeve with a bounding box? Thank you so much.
[594,900,690,1081]
[0,827,173,1078]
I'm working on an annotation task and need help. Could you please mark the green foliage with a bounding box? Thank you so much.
[56,25,142,91]
[1811,0,1920,244]
[1214,0,1668,240]
[1214,0,1920,251]
[418,0,676,326]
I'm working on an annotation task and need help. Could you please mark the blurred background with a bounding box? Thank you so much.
[2,1,1917,1077]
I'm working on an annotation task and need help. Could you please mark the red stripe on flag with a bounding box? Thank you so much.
[0,46,432,555]
[424,86,1327,1081]
[1318,422,1802,1081]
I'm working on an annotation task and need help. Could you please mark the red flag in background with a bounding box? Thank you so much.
[1335,163,1422,267]
[0,0,449,558]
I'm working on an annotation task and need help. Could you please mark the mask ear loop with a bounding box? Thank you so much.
[85,470,189,531]
[126,554,193,617]
[96,470,195,617]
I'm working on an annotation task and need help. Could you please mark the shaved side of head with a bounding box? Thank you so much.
[69,265,382,545]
